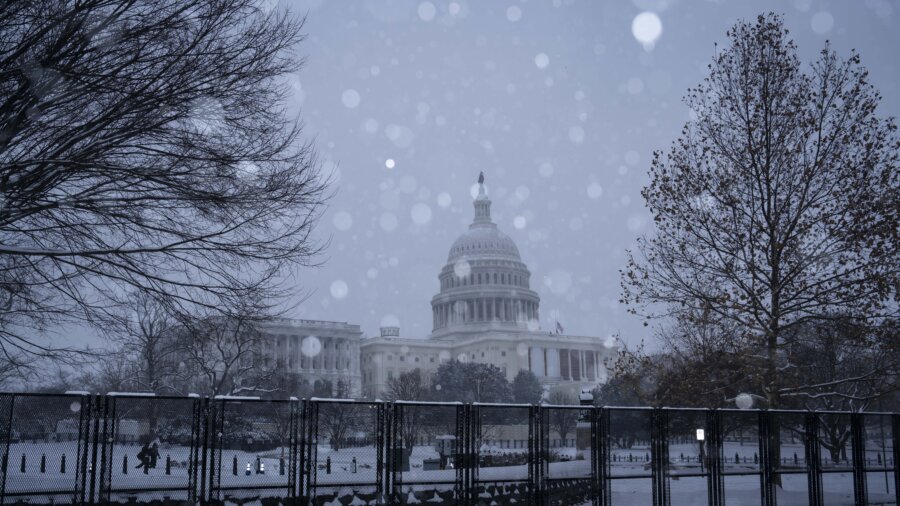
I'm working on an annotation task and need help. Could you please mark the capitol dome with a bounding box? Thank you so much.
[430,175,540,336]
[447,218,521,263]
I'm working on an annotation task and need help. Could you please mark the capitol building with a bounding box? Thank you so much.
[358,177,616,398]
[233,176,616,399]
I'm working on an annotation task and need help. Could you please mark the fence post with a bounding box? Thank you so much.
[650,408,670,506]
[306,400,320,506]
[804,412,823,506]
[758,410,775,506]
[0,393,13,506]
[849,412,867,506]
[893,414,900,505]
[298,400,306,504]
[197,396,210,504]
[527,404,537,506]
[186,395,203,504]
[597,407,610,506]
[383,401,393,505]
[706,409,724,506]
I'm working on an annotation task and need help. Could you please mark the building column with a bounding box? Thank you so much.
[530,346,545,377]
[546,348,560,378]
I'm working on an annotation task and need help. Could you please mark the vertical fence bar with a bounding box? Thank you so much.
[525,404,535,505]
[379,401,387,505]
[95,394,114,504]
[307,400,318,505]
[296,399,308,505]
[0,394,15,506]
[536,404,543,506]
[378,403,403,504]
[804,412,823,506]
[597,407,610,506]
[650,408,669,506]
[287,398,299,500]
[198,396,210,503]
[758,410,774,506]
[893,414,900,505]
[850,412,867,506]
[589,406,599,506]
[186,396,202,503]
[75,394,93,505]
[706,409,724,506]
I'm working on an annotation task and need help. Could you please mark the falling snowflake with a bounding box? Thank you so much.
[632,12,662,50]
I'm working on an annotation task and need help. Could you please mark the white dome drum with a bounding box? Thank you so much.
[430,175,540,335]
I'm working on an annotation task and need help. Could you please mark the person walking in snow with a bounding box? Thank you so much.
[135,442,152,474]
[148,442,160,469]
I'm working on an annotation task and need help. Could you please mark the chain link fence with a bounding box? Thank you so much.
[0,392,896,505]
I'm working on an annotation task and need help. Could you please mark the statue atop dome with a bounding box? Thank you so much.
[478,171,484,184]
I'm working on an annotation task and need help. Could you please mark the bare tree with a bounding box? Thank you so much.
[545,389,579,447]
[385,369,431,459]
[316,402,365,452]
[621,14,899,411]
[108,292,179,393]
[174,299,274,397]
[0,0,328,370]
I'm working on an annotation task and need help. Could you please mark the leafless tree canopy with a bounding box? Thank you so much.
[621,14,898,408]
[0,0,327,367]
[173,298,273,397]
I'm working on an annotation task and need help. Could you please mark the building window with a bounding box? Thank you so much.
[415,357,420,362]
[430,357,435,363]
[501,351,506,357]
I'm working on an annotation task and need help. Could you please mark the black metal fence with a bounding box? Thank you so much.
[0,392,896,505]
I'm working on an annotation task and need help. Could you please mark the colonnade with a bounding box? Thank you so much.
[432,298,539,329]
[528,346,603,381]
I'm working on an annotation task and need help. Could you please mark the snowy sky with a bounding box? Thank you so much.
[272,0,900,349]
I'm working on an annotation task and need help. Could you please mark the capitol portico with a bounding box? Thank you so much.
[360,176,616,398]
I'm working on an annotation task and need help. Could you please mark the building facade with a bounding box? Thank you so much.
[255,319,363,396]
[359,178,616,398]
[165,318,363,397]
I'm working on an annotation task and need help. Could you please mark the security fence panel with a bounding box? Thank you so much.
[769,412,815,506]
[207,397,299,504]
[97,393,202,503]
[666,409,714,506]
[306,399,383,505]
[472,403,535,505]
[0,393,94,505]
[0,394,895,506]
[861,413,896,505]
[541,404,596,506]
[602,407,654,505]
[814,412,854,506]
[391,401,463,505]
[719,410,762,506]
